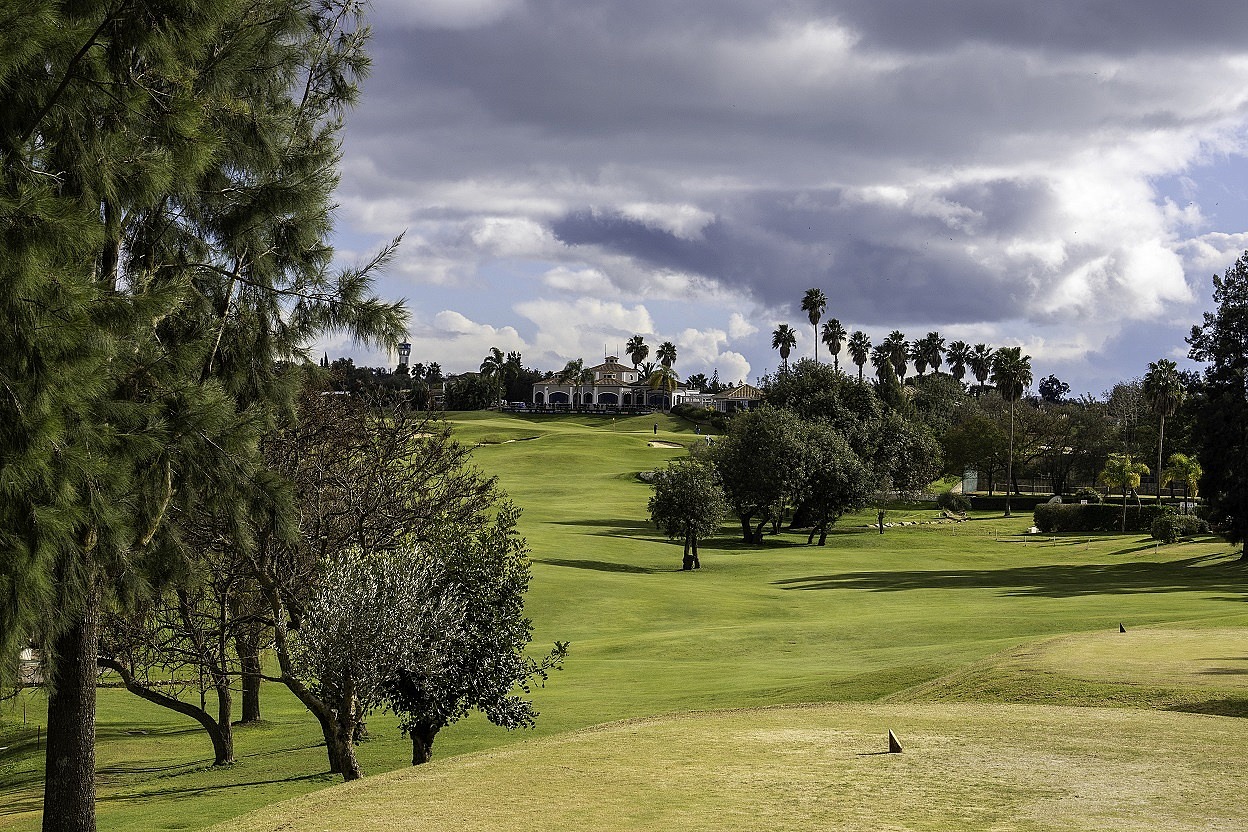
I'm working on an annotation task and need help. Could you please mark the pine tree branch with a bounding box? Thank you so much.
[20,1,132,145]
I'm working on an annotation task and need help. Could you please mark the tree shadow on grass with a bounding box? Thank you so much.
[711,536,807,553]
[95,771,334,804]
[534,558,657,574]
[772,553,1248,598]
[1169,698,1248,718]
[554,518,653,531]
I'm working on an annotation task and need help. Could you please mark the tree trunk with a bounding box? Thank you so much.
[739,514,754,543]
[214,680,235,763]
[236,629,263,724]
[1156,414,1166,505]
[410,722,438,765]
[257,579,343,773]
[753,517,768,544]
[691,535,700,569]
[332,692,363,781]
[97,657,234,765]
[43,597,99,832]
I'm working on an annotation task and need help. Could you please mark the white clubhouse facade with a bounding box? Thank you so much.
[530,356,761,412]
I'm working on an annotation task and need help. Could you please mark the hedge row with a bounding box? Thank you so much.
[1033,503,1169,533]
[970,495,1055,512]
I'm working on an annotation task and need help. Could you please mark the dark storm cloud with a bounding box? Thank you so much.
[337,0,1248,385]
[549,180,1051,324]
[824,0,1248,54]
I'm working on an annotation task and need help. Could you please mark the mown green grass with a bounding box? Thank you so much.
[2,411,1246,831]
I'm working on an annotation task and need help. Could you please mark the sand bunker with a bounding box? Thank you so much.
[648,440,683,449]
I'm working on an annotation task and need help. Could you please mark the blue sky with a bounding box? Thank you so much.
[323,0,1248,397]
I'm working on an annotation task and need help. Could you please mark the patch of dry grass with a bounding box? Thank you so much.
[211,703,1248,832]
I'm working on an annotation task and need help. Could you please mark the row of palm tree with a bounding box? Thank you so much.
[776,290,1012,389]
[776,288,1041,513]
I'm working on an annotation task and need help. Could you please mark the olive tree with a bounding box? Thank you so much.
[383,503,567,765]
[648,459,728,568]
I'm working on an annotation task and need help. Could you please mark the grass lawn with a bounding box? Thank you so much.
[2,411,1245,831]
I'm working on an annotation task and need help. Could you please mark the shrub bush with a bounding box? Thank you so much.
[936,491,971,513]
[1072,487,1102,504]
[1033,503,1169,533]
[671,403,728,433]
[1150,513,1210,543]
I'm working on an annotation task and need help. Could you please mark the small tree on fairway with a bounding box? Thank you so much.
[480,347,505,408]
[710,407,804,543]
[383,503,567,765]
[648,459,728,569]
[291,551,437,780]
[1099,453,1150,532]
[794,425,873,545]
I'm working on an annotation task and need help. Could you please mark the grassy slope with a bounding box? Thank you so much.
[2,411,1246,830]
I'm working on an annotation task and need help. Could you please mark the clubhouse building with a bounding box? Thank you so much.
[529,356,762,413]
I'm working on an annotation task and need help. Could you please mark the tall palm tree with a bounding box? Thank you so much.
[968,343,994,392]
[648,366,679,411]
[1142,358,1185,504]
[909,341,928,376]
[870,344,893,384]
[947,340,971,383]
[1099,453,1150,532]
[578,366,597,409]
[800,288,827,364]
[821,319,846,373]
[923,331,946,375]
[848,331,871,382]
[625,335,649,370]
[772,324,797,373]
[990,346,1033,517]
[479,347,505,408]
[639,360,656,377]
[884,330,908,384]
[558,358,584,409]
[657,341,677,370]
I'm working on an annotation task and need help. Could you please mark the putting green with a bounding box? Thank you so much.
[212,702,1248,832]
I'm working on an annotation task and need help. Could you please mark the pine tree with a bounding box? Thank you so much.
[1,3,404,827]
[1188,251,1248,548]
